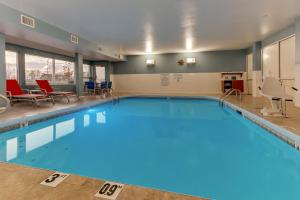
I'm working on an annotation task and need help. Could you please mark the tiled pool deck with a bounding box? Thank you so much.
[0,162,207,200]
[0,94,300,200]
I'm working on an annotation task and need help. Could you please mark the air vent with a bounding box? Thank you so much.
[70,34,79,44]
[20,15,35,28]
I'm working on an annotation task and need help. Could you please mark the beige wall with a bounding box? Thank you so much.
[111,73,246,95]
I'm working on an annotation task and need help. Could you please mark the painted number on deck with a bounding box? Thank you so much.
[95,181,124,200]
[40,172,70,187]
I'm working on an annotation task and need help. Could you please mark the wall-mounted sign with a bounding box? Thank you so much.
[160,74,170,86]
[186,57,196,64]
[146,59,155,65]
[173,74,183,82]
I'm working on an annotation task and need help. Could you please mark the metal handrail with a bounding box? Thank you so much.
[111,95,120,104]
[219,89,242,107]
[0,94,11,114]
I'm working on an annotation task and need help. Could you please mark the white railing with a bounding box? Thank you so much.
[112,95,120,104]
[0,94,10,114]
[219,89,242,107]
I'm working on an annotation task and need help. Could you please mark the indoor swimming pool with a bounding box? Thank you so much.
[0,97,300,200]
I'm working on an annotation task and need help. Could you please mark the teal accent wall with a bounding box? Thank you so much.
[113,50,247,74]
[262,24,295,47]
[252,42,262,71]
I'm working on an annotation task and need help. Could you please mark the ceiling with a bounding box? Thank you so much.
[1,0,300,55]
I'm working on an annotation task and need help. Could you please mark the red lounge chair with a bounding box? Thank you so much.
[36,80,77,103]
[6,79,54,106]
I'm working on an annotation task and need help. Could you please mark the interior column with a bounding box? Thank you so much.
[294,19,300,107]
[18,51,26,87]
[252,41,262,97]
[0,33,6,96]
[75,53,84,96]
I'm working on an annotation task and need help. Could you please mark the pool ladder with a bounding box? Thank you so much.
[219,89,242,107]
[0,94,10,114]
[111,95,120,104]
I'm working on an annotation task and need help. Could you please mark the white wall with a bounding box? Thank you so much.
[111,73,225,95]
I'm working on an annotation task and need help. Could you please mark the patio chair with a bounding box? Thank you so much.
[84,80,96,95]
[36,80,77,103]
[259,77,297,117]
[6,79,54,106]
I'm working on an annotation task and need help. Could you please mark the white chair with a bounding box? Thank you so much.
[259,77,295,117]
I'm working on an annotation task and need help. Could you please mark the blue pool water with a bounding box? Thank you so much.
[1,97,300,200]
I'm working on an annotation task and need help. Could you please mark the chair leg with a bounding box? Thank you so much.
[51,97,55,105]
[34,98,40,107]
[66,95,70,103]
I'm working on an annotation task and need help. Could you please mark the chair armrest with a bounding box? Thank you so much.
[40,89,48,95]
[29,89,43,94]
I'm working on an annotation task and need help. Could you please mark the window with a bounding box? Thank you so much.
[83,64,90,82]
[25,54,53,85]
[24,54,77,85]
[5,51,18,80]
[54,59,75,84]
[96,66,105,83]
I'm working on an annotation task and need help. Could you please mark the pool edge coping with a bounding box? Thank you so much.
[1,94,300,150]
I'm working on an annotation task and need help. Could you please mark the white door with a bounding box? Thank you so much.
[262,43,279,79]
[280,36,295,97]
[246,53,253,94]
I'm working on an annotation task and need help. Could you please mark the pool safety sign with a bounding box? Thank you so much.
[95,181,124,200]
[40,172,70,187]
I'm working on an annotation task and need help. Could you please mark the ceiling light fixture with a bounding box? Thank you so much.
[145,41,153,54]
[186,38,193,50]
